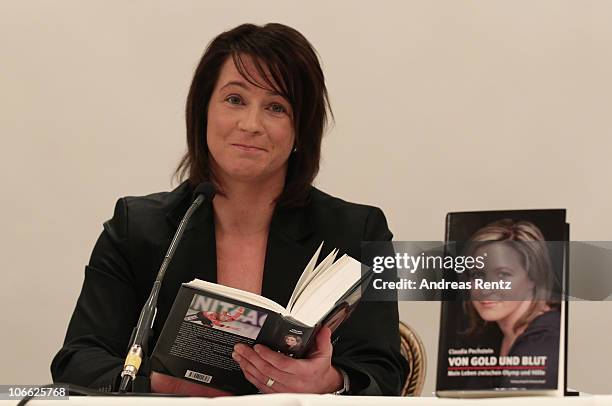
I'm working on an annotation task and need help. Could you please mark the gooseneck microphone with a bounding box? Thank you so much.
[119,182,216,393]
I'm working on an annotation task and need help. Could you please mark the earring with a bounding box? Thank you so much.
[292,145,298,153]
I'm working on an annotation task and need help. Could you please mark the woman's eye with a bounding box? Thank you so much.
[498,272,511,280]
[226,95,243,105]
[269,103,286,114]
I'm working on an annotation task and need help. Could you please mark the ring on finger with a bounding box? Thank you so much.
[266,377,275,387]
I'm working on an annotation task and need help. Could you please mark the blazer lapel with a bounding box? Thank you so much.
[261,204,319,307]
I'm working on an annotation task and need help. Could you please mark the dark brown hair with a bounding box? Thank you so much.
[175,23,332,207]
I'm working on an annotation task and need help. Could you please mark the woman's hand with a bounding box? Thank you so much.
[150,371,233,397]
[232,326,344,394]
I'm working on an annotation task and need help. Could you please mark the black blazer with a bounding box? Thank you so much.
[51,182,408,395]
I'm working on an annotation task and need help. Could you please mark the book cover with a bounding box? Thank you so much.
[436,209,568,397]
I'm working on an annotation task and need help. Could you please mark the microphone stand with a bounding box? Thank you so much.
[118,184,214,393]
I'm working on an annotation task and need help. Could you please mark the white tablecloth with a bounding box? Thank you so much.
[3,393,611,406]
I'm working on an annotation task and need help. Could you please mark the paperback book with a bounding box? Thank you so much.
[150,244,369,394]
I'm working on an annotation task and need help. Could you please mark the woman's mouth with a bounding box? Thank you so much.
[231,143,266,152]
[477,301,499,308]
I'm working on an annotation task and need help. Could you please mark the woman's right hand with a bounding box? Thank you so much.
[150,371,233,396]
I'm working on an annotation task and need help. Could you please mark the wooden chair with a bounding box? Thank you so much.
[399,321,427,396]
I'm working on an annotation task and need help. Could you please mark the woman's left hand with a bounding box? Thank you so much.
[232,326,344,394]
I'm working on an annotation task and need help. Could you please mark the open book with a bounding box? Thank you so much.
[150,244,371,394]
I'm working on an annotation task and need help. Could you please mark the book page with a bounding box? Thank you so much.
[286,242,324,311]
[185,279,286,314]
[290,255,364,325]
[288,247,338,312]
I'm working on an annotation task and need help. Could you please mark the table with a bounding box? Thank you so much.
[3,393,611,406]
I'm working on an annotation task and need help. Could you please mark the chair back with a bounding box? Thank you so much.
[399,321,426,396]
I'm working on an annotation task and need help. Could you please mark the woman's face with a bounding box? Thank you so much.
[285,335,297,346]
[206,56,295,185]
[470,243,535,324]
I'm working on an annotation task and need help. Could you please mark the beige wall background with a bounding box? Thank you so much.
[1,0,611,395]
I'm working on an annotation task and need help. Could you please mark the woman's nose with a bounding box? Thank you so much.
[238,105,264,134]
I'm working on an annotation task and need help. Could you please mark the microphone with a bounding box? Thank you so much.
[193,182,216,202]
[118,182,216,393]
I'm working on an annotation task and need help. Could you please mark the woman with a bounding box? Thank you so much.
[51,23,407,396]
[464,219,561,383]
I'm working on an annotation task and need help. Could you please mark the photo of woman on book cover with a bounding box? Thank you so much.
[462,219,561,388]
[281,334,303,355]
